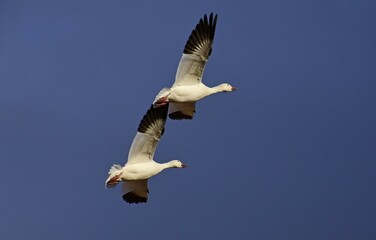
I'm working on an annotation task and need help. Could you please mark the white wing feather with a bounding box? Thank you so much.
[126,132,159,165]
[173,54,207,86]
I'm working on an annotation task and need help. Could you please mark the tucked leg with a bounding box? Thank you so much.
[154,95,169,107]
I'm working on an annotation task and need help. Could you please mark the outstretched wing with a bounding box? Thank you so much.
[168,102,196,120]
[173,13,218,87]
[122,180,149,204]
[126,104,168,165]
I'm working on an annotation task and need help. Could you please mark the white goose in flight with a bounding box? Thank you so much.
[105,103,186,204]
[154,13,237,120]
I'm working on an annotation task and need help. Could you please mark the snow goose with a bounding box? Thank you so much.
[153,13,237,120]
[105,103,186,204]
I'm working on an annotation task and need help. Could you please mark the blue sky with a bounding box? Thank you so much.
[1,0,375,239]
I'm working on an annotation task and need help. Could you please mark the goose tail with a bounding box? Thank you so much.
[153,88,171,107]
[105,164,123,189]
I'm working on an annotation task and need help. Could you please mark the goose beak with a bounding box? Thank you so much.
[181,163,188,168]
[231,86,237,91]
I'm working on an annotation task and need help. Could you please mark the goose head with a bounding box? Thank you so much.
[169,160,187,168]
[218,83,237,92]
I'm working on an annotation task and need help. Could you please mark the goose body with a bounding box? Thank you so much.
[105,104,186,204]
[154,13,236,120]
[167,83,234,102]
[113,159,183,181]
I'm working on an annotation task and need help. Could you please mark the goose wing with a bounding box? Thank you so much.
[122,180,149,204]
[126,104,168,165]
[168,102,196,120]
[173,13,217,87]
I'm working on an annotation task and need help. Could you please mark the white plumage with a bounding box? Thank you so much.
[105,104,186,204]
[154,13,236,120]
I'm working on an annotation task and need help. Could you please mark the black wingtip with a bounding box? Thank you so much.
[169,111,193,120]
[183,13,218,56]
[137,103,169,134]
[122,192,148,204]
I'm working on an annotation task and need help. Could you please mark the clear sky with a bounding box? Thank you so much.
[1,0,375,239]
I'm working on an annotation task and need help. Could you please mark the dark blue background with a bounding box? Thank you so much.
[1,1,375,239]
